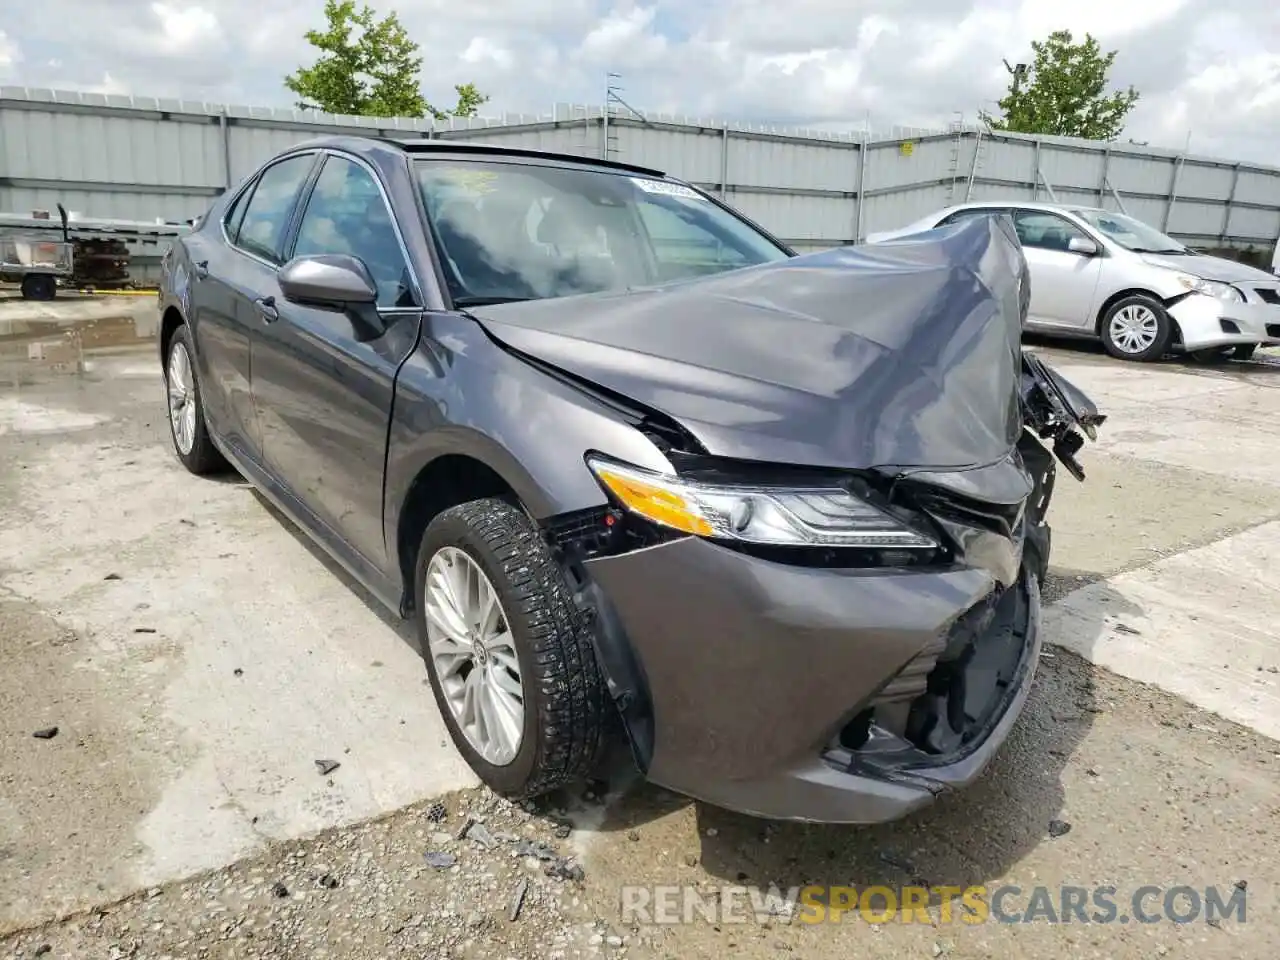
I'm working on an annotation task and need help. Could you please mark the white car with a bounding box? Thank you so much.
[867,202,1280,362]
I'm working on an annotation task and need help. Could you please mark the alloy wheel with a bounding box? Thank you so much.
[424,546,525,766]
[1108,304,1160,355]
[167,341,198,456]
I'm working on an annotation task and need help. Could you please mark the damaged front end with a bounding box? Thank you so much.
[826,353,1107,791]
[473,214,1108,820]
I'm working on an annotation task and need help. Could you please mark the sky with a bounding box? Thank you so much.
[1,0,1278,164]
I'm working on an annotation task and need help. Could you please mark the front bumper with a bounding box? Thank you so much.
[583,536,1042,824]
[1168,294,1280,350]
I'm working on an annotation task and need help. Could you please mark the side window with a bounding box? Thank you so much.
[234,154,316,263]
[936,208,1006,227]
[223,184,252,244]
[636,201,749,279]
[293,155,415,308]
[1013,210,1088,252]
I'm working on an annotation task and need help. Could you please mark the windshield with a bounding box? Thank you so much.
[1070,209,1187,254]
[414,159,790,305]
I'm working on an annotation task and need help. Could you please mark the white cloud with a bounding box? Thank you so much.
[1,0,1278,163]
[0,30,20,79]
[149,3,222,51]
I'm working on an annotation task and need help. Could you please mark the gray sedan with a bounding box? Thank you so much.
[158,138,1102,823]
[869,201,1280,362]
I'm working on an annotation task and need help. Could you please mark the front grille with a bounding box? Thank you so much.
[1255,286,1280,306]
[1268,323,1280,338]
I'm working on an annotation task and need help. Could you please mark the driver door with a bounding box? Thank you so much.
[249,152,424,589]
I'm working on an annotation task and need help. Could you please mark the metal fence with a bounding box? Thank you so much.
[3,86,1279,260]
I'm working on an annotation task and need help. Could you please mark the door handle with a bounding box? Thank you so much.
[192,260,209,280]
[255,296,279,322]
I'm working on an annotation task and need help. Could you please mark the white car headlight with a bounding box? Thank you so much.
[1176,274,1244,303]
[586,456,938,549]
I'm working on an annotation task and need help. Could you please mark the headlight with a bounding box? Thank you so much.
[586,456,938,549]
[1176,274,1244,303]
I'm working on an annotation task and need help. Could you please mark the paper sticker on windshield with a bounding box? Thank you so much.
[630,177,705,200]
[437,168,498,195]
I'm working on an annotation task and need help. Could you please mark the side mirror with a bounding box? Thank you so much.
[279,254,378,306]
[1067,236,1098,256]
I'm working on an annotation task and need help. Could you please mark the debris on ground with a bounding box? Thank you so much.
[508,878,529,921]
[467,822,497,849]
[314,759,340,776]
[31,727,58,740]
[423,851,456,869]
[1047,819,1072,838]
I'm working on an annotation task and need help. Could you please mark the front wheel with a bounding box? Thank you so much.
[415,498,611,798]
[1100,294,1173,362]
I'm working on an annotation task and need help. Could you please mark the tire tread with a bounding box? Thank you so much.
[421,498,609,798]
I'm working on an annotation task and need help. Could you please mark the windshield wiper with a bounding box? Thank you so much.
[1130,247,1188,255]
[452,295,536,307]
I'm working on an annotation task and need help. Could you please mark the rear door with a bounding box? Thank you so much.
[188,151,319,463]
[1011,209,1104,329]
[249,151,424,582]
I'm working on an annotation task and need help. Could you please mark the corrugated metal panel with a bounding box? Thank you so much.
[1177,162,1234,202]
[1229,207,1280,243]
[1234,170,1278,206]
[861,137,957,194]
[1038,146,1104,192]
[981,139,1037,185]
[0,185,214,221]
[728,136,858,193]
[860,183,954,235]
[1168,200,1230,238]
[3,86,1279,258]
[730,192,854,243]
[1107,154,1177,195]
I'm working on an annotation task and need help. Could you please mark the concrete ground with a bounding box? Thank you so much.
[1,304,1279,958]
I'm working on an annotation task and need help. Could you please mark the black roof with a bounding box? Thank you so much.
[288,134,668,179]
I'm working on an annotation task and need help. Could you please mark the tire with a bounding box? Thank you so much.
[1232,343,1258,361]
[1099,294,1173,362]
[415,497,610,799]
[164,324,227,475]
[20,274,57,301]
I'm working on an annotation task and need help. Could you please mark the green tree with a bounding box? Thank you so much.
[980,30,1139,141]
[284,0,487,120]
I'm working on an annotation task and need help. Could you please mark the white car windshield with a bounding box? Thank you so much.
[415,159,791,306]
[1070,209,1188,255]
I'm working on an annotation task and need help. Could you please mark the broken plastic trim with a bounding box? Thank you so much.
[824,568,1041,785]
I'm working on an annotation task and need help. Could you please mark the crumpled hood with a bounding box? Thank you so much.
[467,215,1030,472]
[1141,252,1278,284]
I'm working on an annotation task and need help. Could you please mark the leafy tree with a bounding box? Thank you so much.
[980,30,1139,141]
[284,0,487,120]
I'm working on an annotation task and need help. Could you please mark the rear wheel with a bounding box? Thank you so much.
[416,498,610,798]
[1232,343,1258,361]
[20,274,57,301]
[1100,294,1173,362]
[164,325,227,475]
[1187,346,1233,364]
